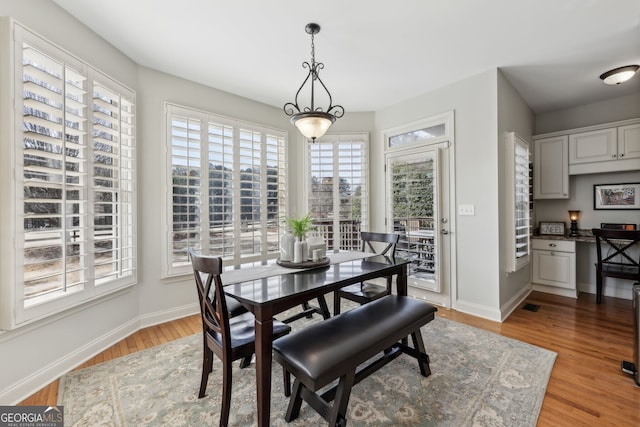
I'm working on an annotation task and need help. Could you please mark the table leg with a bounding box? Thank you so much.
[254,316,274,426]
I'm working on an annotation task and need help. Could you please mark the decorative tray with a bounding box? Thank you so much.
[276,257,330,269]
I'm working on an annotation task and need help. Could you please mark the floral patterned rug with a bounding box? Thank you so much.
[60,314,556,426]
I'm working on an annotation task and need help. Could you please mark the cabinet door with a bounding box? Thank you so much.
[532,249,576,290]
[618,123,640,160]
[569,128,617,164]
[534,136,568,199]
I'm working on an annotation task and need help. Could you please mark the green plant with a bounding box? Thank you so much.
[286,213,314,239]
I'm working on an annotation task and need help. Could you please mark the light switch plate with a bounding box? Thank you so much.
[458,204,475,216]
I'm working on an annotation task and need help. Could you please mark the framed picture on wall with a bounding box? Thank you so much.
[594,183,640,210]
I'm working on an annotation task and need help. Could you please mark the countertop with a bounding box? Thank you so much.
[532,229,595,243]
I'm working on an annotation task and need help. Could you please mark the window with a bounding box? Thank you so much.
[165,104,286,276]
[505,132,530,272]
[388,124,445,147]
[307,134,368,250]
[1,22,136,329]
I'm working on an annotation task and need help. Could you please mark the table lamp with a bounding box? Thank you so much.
[568,210,580,236]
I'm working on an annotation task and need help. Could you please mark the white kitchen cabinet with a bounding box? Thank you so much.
[531,239,577,298]
[569,128,617,164]
[568,123,640,174]
[534,136,569,199]
[618,123,640,161]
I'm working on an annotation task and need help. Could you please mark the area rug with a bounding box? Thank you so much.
[59,316,556,426]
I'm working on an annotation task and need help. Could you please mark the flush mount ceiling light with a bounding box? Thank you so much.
[284,23,344,142]
[599,65,640,85]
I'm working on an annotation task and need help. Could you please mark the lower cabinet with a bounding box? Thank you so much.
[531,239,577,298]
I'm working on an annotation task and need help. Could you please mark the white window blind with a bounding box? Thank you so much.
[307,134,368,250]
[3,23,137,329]
[166,104,287,276]
[505,132,531,272]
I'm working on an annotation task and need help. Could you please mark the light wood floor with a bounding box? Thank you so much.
[19,291,640,426]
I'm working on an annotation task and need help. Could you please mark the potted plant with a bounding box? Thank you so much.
[286,213,314,262]
[286,213,314,240]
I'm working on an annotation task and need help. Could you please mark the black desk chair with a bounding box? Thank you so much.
[189,248,292,426]
[592,228,640,304]
[333,231,400,315]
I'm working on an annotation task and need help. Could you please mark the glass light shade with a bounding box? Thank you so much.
[600,65,639,85]
[291,112,335,141]
[568,210,580,221]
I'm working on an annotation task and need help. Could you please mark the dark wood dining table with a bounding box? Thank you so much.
[223,253,410,426]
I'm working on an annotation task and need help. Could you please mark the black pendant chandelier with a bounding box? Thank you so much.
[284,23,344,142]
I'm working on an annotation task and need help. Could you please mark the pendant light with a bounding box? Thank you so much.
[284,23,344,142]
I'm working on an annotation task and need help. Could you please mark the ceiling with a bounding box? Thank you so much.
[52,0,640,114]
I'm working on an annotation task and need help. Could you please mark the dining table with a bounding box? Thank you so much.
[222,251,411,426]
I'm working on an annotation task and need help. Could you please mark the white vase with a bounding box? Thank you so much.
[293,237,303,263]
[280,230,295,261]
[301,239,308,261]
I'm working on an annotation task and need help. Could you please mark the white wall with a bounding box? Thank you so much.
[496,71,535,316]
[373,70,503,320]
[535,92,640,134]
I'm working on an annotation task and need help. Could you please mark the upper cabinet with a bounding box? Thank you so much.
[568,121,640,175]
[533,119,640,199]
[569,128,617,164]
[618,123,640,160]
[534,135,569,199]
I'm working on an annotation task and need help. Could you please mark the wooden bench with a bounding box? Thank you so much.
[272,295,437,427]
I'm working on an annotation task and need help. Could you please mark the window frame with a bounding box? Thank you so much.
[0,20,137,329]
[163,103,288,277]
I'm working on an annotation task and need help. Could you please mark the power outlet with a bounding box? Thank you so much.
[458,204,475,216]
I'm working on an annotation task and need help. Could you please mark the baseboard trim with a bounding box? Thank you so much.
[499,286,533,322]
[3,302,200,405]
[454,299,502,322]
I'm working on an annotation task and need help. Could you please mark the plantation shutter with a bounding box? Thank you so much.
[169,114,204,266]
[307,134,368,250]
[22,43,89,305]
[165,104,287,276]
[207,121,235,258]
[92,80,136,284]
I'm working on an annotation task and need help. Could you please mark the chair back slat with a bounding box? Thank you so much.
[360,231,400,257]
[189,248,231,349]
[591,228,640,272]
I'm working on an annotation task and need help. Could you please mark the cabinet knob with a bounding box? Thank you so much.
[549,243,557,247]
[550,252,555,256]
[612,154,617,158]
[620,153,625,158]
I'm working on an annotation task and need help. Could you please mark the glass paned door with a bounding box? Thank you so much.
[387,149,443,292]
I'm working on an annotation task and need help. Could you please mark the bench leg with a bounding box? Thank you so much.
[329,370,355,427]
[411,330,431,377]
[285,379,304,422]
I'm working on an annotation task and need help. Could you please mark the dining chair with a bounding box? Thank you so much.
[592,228,640,304]
[189,248,292,426]
[333,231,400,315]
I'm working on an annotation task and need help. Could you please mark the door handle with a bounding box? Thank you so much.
[441,229,449,235]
